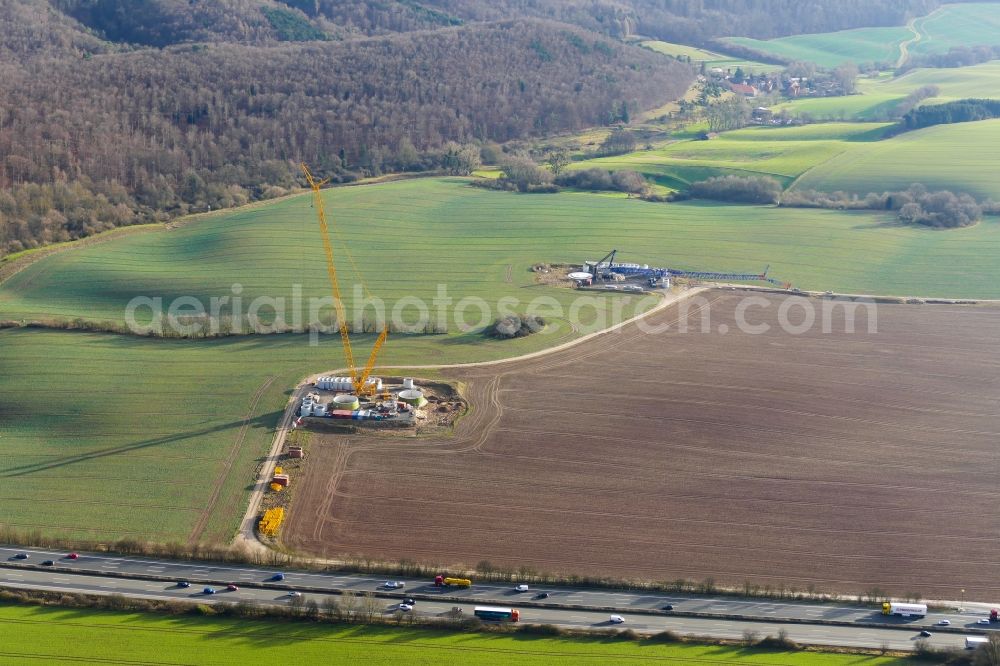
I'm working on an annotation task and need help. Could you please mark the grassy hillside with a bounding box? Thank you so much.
[724,4,1000,68]
[908,2,1000,56]
[568,123,891,189]
[0,604,912,665]
[725,26,910,68]
[5,174,1000,327]
[639,40,777,73]
[777,61,1000,121]
[792,119,1000,199]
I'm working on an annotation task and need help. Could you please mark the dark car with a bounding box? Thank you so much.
[535,592,550,599]
[402,597,416,605]
[177,581,191,588]
[662,604,674,611]
[13,553,28,560]
[41,560,55,566]
[203,587,216,595]
[226,584,239,592]
[66,553,79,560]
[271,573,285,581]
[920,630,932,637]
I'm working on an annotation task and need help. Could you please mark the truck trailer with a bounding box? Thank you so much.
[434,575,472,588]
[966,636,988,649]
[882,602,928,617]
[473,606,520,622]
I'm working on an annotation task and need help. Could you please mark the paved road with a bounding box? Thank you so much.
[2,546,997,651]
[0,564,979,653]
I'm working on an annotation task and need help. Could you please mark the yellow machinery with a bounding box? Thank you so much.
[301,163,387,397]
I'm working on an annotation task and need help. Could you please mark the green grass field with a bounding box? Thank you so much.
[640,40,778,73]
[569,122,891,188]
[725,26,910,68]
[776,61,1000,121]
[0,604,914,665]
[792,119,1000,200]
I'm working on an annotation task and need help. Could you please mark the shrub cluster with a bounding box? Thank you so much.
[898,190,981,228]
[473,157,557,193]
[555,169,648,195]
[487,314,545,339]
[893,85,940,117]
[783,184,984,228]
[688,175,783,204]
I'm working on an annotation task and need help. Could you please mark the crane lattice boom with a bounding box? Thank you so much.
[301,163,387,396]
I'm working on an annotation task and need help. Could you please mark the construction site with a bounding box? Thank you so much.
[566,248,793,292]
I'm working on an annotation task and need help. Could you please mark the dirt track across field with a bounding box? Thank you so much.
[285,292,1000,600]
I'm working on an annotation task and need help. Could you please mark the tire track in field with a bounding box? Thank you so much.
[187,375,274,546]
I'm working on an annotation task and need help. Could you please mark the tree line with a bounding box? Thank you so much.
[32,0,949,52]
[901,99,1000,131]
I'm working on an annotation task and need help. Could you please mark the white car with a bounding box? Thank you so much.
[978,618,991,625]
[609,615,625,624]
[515,584,529,592]
[935,619,951,626]
[398,603,413,612]
[287,591,302,598]
[383,581,405,589]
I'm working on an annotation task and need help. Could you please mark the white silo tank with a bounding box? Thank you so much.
[402,378,414,390]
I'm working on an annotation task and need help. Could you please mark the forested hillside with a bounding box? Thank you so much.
[0,0,979,256]
[0,12,692,254]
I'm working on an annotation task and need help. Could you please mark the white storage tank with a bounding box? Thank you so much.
[402,377,414,390]
[312,402,328,416]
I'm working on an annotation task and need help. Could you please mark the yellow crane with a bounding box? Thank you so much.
[301,163,387,397]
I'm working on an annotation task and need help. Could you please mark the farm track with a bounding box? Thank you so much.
[285,292,1000,599]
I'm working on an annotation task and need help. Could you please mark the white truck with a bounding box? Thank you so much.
[966,636,988,649]
[881,602,927,617]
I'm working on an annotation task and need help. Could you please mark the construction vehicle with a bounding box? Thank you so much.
[301,163,387,397]
[881,602,927,617]
[435,575,472,588]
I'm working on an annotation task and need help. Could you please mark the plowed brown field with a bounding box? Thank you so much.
[285,292,1000,600]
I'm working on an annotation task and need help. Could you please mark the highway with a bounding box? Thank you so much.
[1,546,997,652]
